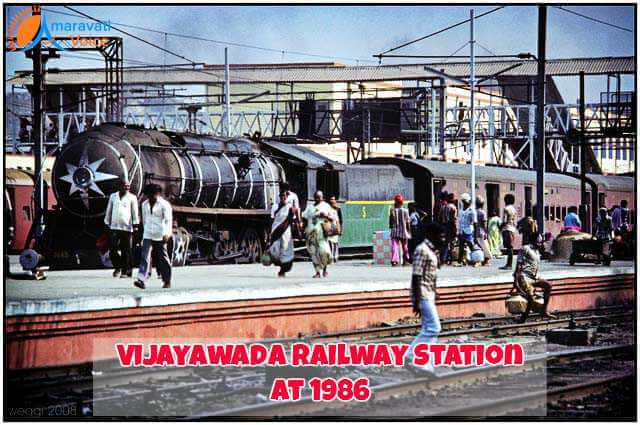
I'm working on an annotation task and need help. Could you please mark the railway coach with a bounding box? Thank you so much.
[359,157,634,246]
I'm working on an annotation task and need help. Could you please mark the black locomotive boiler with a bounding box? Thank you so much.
[45,124,293,268]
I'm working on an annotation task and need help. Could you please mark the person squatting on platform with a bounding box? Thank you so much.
[562,206,582,232]
[512,231,556,323]
[302,190,335,278]
[135,184,173,289]
[474,196,491,266]
[500,194,518,270]
[405,222,445,376]
[104,179,139,278]
[389,194,412,266]
[269,190,295,277]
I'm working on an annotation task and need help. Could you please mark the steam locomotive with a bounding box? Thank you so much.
[22,123,634,269]
[43,124,292,267]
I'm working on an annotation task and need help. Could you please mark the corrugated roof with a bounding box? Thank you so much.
[9,57,633,86]
[261,140,345,170]
[587,173,635,192]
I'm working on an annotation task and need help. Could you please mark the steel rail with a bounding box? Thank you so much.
[426,373,635,417]
[206,343,633,417]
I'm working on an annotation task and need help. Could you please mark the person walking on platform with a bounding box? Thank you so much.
[512,232,556,323]
[268,191,295,277]
[104,179,139,278]
[500,194,518,270]
[474,196,491,266]
[456,193,475,266]
[134,184,173,289]
[405,222,445,376]
[302,190,334,278]
[593,207,614,264]
[611,200,630,234]
[433,191,448,226]
[327,195,342,263]
[487,209,503,259]
[389,194,412,266]
[408,203,424,261]
[439,193,458,265]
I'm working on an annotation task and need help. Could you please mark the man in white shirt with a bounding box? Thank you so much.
[456,193,476,266]
[104,179,139,278]
[134,184,173,289]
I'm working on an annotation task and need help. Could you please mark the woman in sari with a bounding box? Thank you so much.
[269,191,295,277]
[487,209,503,259]
[302,190,334,278]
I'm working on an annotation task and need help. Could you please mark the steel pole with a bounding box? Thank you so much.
[535,5,547,235]
[32,41,45,241]
[470,9,476,215]
[224,47,231,137]
[579,71,588,231]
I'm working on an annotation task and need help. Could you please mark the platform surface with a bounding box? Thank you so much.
[6,258,634,316]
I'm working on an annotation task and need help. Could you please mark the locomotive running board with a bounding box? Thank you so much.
[172,206,271,216]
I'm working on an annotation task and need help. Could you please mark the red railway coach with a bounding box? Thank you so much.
[361,158,635,245]
[587,174,636,218]
[5,168,55,253]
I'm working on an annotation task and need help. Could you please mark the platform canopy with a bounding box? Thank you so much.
[8,56,635,86]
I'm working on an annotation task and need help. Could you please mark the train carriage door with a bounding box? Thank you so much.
[524,186,533,217]
[431,179,446,218]
[316,168,340,200]
[486,183,500,217]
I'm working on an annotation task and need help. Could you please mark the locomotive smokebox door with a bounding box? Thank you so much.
[52,140,125,217]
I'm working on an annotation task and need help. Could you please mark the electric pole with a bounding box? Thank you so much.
[535,5,547,235]
[469,9,476,215]
[224,47,231,137]
[579,71,588,232]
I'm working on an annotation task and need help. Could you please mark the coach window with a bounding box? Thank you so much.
[316,168,340,199]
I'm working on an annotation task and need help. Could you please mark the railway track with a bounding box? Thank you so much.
[8,305,629,391]
[6,305,633,418]
[209,344,634,418]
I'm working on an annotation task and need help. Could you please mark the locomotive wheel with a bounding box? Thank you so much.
[237,228,262,264]
[170,227,190,267]
[209,234,237,263]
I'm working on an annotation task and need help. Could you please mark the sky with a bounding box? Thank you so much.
[5,4,636,102]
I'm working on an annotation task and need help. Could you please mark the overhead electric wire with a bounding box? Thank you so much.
[377,6,505,57]
[45,7,379,64]
[553,6,633,33]
[63,5,197,64]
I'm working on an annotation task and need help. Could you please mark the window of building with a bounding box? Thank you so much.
[544,206,550,220]
[562,206,567,219]
[509,183,516,191]
[622,141,627,160]
[556,206,561,220]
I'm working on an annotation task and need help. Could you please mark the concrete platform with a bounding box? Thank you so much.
[6,259,635,368]
[6,259,634,316]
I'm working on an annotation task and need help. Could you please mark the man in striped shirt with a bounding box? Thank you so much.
[389,194,412,266]
[405,222,446,376]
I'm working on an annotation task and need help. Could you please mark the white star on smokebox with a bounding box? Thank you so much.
[59,146,118,209]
